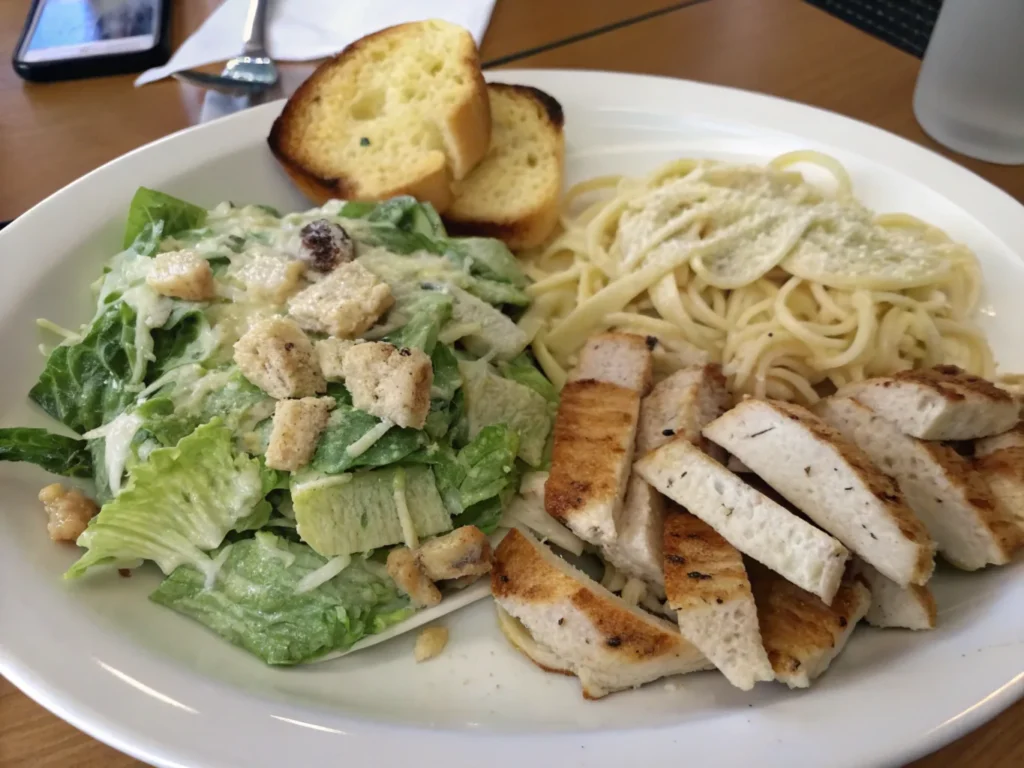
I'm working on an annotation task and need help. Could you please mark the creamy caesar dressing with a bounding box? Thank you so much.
[15,189,556,666]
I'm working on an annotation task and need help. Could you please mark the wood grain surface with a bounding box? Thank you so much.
[0,0,1021,766]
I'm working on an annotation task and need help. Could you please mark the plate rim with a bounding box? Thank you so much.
[1,68,1022,768]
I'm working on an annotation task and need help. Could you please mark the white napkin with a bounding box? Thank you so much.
[137,0,495,86]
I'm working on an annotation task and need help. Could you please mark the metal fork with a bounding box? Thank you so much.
[174,0,279,96]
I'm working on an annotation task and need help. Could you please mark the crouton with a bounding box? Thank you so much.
[817,396,1018,570]
[146,250,215,301]
[287,261,393,338]
[837,365,1018,440]
[568,332,653,394]
[636,364,731,455]
[749,562,871,689]
[232,252,304,304]
[38,483,97,543]
[704,399,935,587]
[635,437,850,603]
[264,396,335,471]
[386,546,441,607]
[233,316,326,399]
[415,525,492,581]
[315,338,356,382]
[342,342,433,429]
[414,626,449,662]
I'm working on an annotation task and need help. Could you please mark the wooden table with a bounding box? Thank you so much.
[0,0,1021,765]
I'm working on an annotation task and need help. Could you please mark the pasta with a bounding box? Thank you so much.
[520,152,993,403]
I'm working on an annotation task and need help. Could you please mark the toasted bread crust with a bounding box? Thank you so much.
[545,380,639,524]
[267,21,489,211]
[492,529,686,664]
[663,507,751,612]
[491,84,565,129]
[444,84,565,249]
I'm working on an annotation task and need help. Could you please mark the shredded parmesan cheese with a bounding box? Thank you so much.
[346,418,394,458]
[393,468,418,549]
[296,554,352,594]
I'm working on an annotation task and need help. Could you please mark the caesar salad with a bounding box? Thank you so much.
[0,188,559,665]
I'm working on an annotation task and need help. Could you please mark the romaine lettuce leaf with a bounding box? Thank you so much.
[365,196,447,238]
[447,286,529,359]
[454,425,520,509]
[499,353,559,405]
[0,428,92,478]
[460,360,552,466]
[148,306,214,382]
[430,343,462,402]
[293,465,451,556]
[123,187,207,251]
[30,299,139,435]
[384,291,453,354]
[66,421,265,580]
[150,532,414,665]
[311,406,428,475]
[430,425,520,533]
[444,237,528,287]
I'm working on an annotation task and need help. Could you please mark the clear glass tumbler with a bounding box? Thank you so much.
[913,0,1024,165]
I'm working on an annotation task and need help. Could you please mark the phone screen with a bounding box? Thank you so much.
[20,0,160,62]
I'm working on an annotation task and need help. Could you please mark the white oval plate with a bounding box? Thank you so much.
[1,70,1022,768]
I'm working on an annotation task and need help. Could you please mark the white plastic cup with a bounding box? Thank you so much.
[913,0,1024,165]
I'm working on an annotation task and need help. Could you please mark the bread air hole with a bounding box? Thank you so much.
[350,89,385,121]
[527,153,538,168]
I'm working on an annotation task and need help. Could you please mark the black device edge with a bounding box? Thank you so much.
[11,0,173,83]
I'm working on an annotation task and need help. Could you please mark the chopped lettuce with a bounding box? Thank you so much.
[148,306,215,382]
[150,532,413,665]
[293,465,451,557]
[431,343,462,402]
[430,425,521,534]
[448,286,529,359]
[384,291,453,354]
[460,360,552,466]
[123,187,207,251]
[311,406,428,475]
[30,299,139,435]
[66,421,265,580]
[365,196,447,238]
[456,493,510,535]
[0,428,92,478]
[444,237,528,287]
[452,425,520,509]
[500,353,559,405]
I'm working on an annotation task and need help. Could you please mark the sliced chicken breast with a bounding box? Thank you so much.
[749,562,871,689]
[703,399,935,587]
[817,396,1017,570]
[635,437,849,603]
[836,365,1018,440]
[492,528,710,699]
[663,508,773,690]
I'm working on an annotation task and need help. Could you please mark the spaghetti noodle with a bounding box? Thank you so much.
[520,152,992,403]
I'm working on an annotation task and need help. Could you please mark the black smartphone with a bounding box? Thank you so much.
[13,0,172,82]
